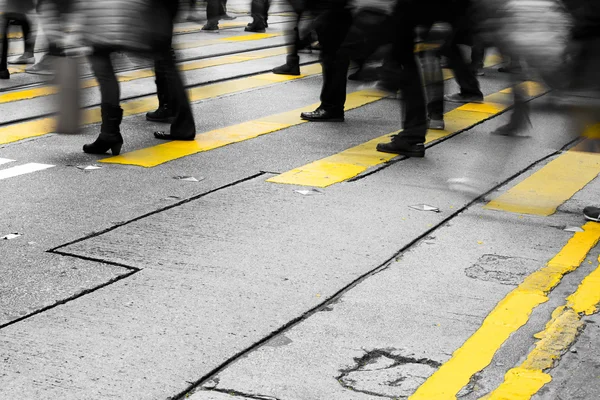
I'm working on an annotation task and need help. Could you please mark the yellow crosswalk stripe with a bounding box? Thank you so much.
[485,130,600,216]
[175,32,283,50]
[267,82,547,187]
[0,63,322,146]
[100,88,387,167]
[0,47,290,104]
[409,222,600,399]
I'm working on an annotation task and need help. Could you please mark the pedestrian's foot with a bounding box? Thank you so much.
[202,23,219,32]
[272,62,300,76]
[444,93,484,104]
[498,66,521,73]
[154,131,195,141]
[146,105,175,123]
[376,138,425,157]
[583,206,600,222]
[300,108,344,122]
[221,14,237,20]
[428,119,445,130]
[25,56,55,75]
[0,69,10,79]
[8,54,35,65]
[244,23,266,33]
[186,12,204,22]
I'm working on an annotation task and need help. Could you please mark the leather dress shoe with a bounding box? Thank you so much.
[300,108,344,122]
[376,136,425,157]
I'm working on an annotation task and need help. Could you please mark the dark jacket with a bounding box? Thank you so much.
[563,0,600,38]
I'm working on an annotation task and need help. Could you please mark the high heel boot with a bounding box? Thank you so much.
[83,104,123,155]
[146,77,174,123]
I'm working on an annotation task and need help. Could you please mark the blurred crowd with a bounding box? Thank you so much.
[1,0,600,215]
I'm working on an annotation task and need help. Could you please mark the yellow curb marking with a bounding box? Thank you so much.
[100,88,386,167]
[267,80,544,188]
[0,46,290,104]
[0,63,321,146]
[409,222,600,399]
[483,253,600,399]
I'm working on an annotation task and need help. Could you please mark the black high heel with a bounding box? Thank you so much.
[83,103,124,155]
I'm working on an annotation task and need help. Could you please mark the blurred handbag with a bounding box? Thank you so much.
[55,55,82,134]
[75,0,172,54]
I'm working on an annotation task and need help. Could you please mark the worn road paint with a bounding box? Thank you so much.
[0,47,291,104]
[268,81,544,188]
[100,89,386,167]
[0,163,54,181]
[0,63,322,146]
[483,255,600,399]
[408,222,600,399]
[485,138,600,216]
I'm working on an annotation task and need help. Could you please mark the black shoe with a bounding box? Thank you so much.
[584,206,600,222]
[83,104,124,155]
[272,56,300,76]
[376,138,425,157]
[300,108,344,122]
[146,104,175,123]
[245,23,266,33]
[154,131,195,141]
[0,69,9,79]
[202,23,219,32]
[444,93,484,104]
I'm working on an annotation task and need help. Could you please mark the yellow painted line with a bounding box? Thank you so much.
[0,63,322,146]
[100,88,386,167]
[0,46,289,104]
[484,254,600,399]
[409,222,600,400]
[485,126,600,217]
[175,32,283,50]
[267,81,544,187]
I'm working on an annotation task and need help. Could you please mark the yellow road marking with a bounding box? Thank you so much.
[409,222,600,399]
[0,63,322,146]
[483,254,600,399]
[267,81,545,187]
[0,47,290,104]
[175,32,283,50]
[100,88,386,167]
[485,128,600,217]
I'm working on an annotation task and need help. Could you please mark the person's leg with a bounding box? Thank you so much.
[0,16,11,78]
[300,9,352,120]
[246,0,267,32]
[146,59,174,123]
[203,0,221,30]
[154,49,196,140]
[84,48,123,155]
[443,41,483,102]
[272,12,303,75]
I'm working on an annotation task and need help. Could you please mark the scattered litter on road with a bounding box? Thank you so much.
[477,241,484,245]
[571,347,578,353]
[164,195,182,200]
[174,176,204,182]
[76,164,102,171]
[295,189,323,196]
[564,226,584,232]
[409,204,440,212]
[2,233,21,240]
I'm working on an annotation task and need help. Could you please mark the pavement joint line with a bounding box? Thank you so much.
[49,172,267,253]
[408,222,600,399]
[0,264,139,332]
[0,61,321,145]
[267,81,547,188]
[99,88,386,167]
[171,156,566,400]
[482,255,600,399]
[201,388,284,400]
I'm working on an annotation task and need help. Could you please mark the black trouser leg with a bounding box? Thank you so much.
[89,49,120,107]
[316,9,352,115]
[0,16,9,71]
[206,0,221,24]
[156,49,196,138]
[442,42,482,97]
[250,0,268,27]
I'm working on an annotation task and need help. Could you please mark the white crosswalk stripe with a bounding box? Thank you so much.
[0,163,54,181]
[0,158,15,166]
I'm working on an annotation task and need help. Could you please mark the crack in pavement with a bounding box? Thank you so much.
[202,387,283,400]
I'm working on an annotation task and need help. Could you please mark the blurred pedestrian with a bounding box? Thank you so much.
[0,0,37,79]
[245,0,270,33]
[80,0,195,156]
